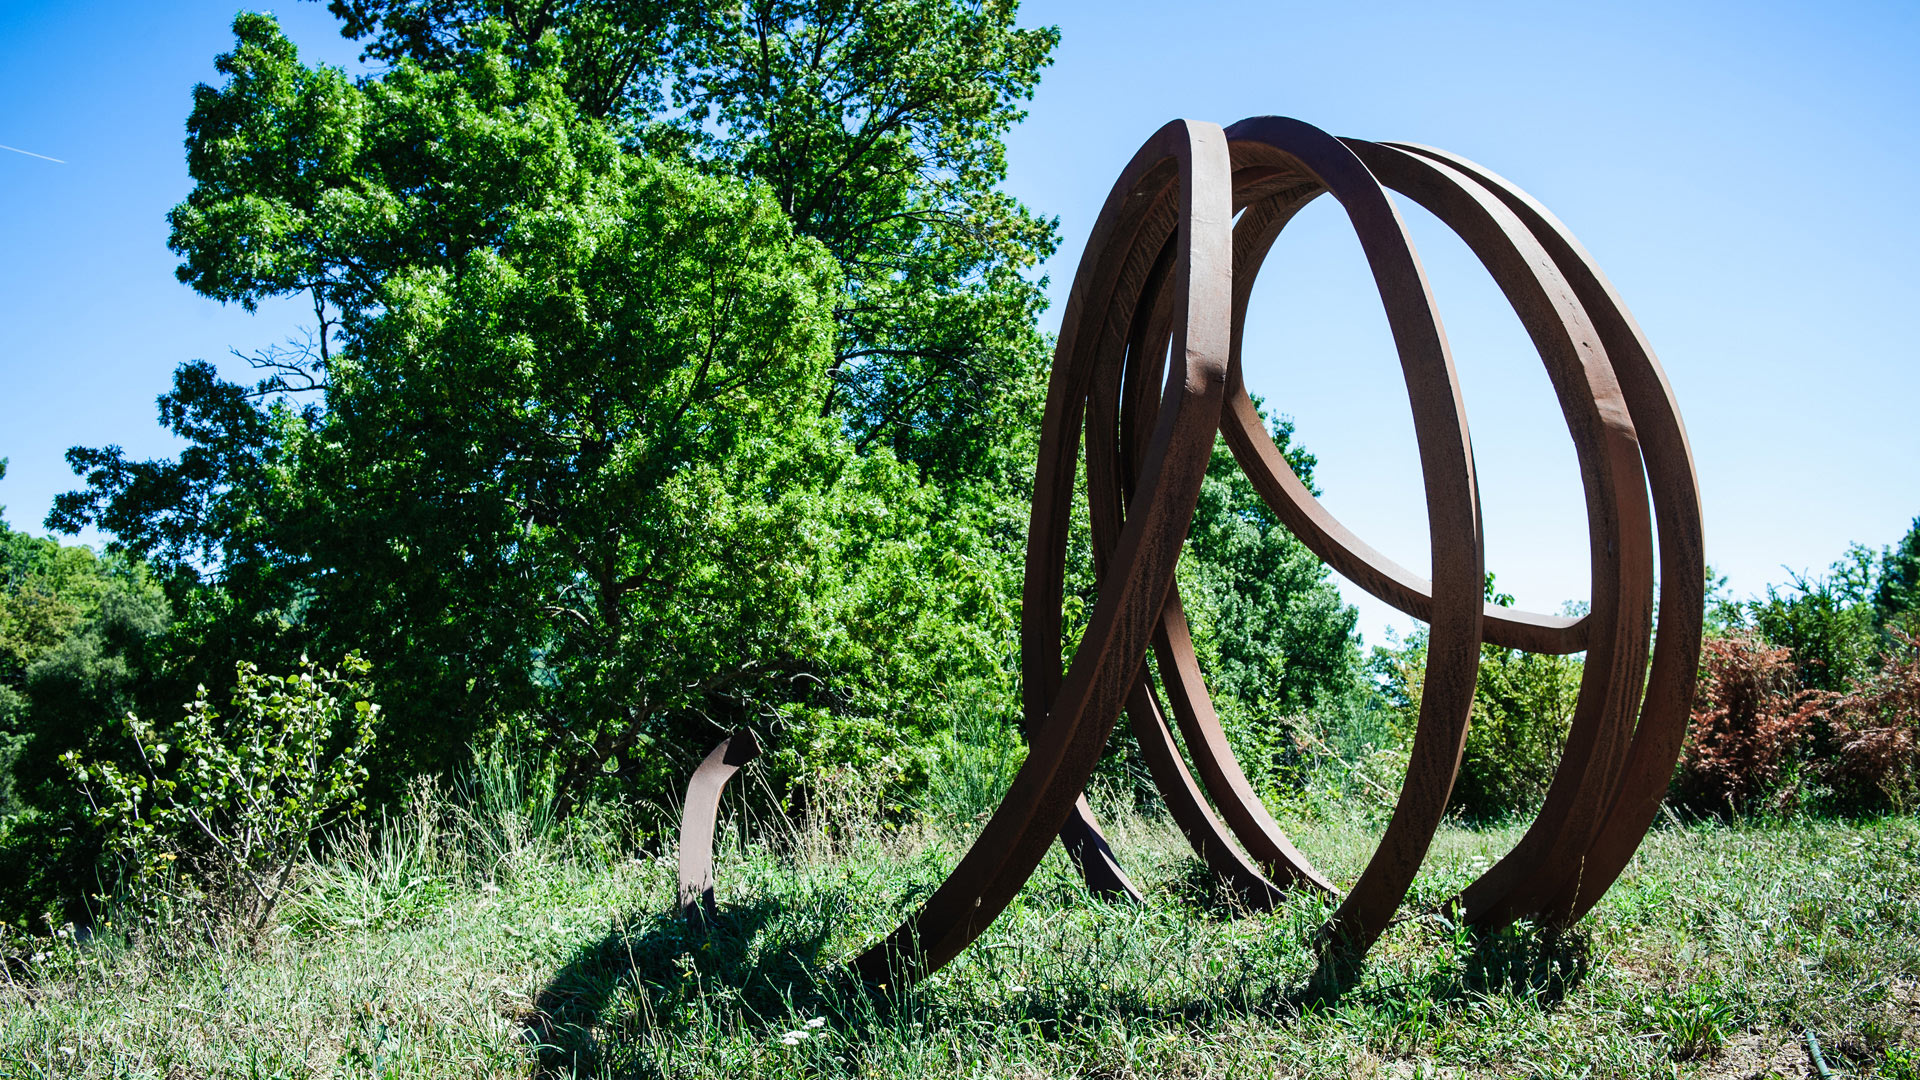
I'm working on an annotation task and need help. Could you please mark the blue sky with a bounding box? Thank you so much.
[3,0,1916,648]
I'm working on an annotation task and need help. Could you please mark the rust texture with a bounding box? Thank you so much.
[672,116,1703,988]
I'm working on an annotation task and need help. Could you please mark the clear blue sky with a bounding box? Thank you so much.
[3,0,1916,649]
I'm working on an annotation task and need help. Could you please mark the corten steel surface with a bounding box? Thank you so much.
[673,115,1704,986]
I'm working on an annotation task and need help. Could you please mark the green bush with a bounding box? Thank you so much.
[65,655,379,943]
[1369,581,1584,823]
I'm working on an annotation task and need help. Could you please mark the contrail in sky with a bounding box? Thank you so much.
[0,143,66,164]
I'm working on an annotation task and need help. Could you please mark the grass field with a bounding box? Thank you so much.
[3,782,1917,1079]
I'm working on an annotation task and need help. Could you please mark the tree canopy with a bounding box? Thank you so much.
[10,2,1387,927]
[51,14,1043,801]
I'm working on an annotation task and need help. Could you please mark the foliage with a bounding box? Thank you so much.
[1451,649,1582,823]
[1722,528,1920,692]
[0,515,168,817]
[44,9,1373,847]
[1822,631,1920,810]
[64,654,379,941]
[50,16,1033,808]
[1746,563,1880,693]
[1169,419,1366,798]
[1876,516,1920,636]
[323,0,1064,485]
[1692,522,1920,815]
[1674,633,1827,815]
[1370,577,1584,822]
[0,483,173,928]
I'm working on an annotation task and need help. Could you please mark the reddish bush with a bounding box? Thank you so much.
[1821,631,1920,807]
[1676,634,1828,814]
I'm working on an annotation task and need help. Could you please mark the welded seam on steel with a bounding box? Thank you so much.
[669,115,1702,988]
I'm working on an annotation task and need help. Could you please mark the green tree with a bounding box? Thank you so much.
[1172,418,1365,794]
[0,461,173,924]
[54,15,1026,806]
[1721,543,1881,695]
[1,503,171,823]
[53,7,1373,838]
[319,0,1062,484]
[1875,516,1920,636]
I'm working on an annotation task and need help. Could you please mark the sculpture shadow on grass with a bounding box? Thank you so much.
[1297,919,1592,1014]
[525,892,1590,1077]
[525,898,837,1077]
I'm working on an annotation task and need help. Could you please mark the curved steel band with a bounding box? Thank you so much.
[677,729,761,921]
[673,115,1702,986]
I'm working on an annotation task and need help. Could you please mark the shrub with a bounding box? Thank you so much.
[1367,585,1585,823]
[1451,646,1583,822]
[1674,634,1826,814]
[1821,631,1920,809]
[64,654,379,943]
[1748,568,1880,692]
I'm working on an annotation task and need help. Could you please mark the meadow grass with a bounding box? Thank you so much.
[3,776,1917,1079]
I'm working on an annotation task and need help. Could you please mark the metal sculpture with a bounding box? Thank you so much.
[676,729,759,921]
[675,115,1704,989]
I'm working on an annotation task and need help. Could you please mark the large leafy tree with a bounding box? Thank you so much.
[53,6,1371,824]
[318,0,1062,484]
[54,17,1020,801]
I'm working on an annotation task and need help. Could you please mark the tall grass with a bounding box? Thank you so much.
[2,740,1917,1078]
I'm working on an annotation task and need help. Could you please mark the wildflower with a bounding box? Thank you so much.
[779,1029,811,1045]
[805,1017,827,1029]
[1009,985,1027,993]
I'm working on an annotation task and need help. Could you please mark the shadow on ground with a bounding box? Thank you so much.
[525,897,841,1076]
[525,884,1593,1078]
[1297,919,1592,1014]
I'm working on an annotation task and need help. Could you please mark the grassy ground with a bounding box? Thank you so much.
[3,788,1918,1079]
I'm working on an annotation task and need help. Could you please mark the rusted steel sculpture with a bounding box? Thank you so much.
[675,116,1704,989]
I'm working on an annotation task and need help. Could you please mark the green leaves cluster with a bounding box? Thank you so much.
[49,11,1048,806]
[1713,518,1920,695]
[1371,577,1584,822]
[326,0,1063,484]
[0,480,170,831]
[27,0,1371,886]
[64,655,379,940]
